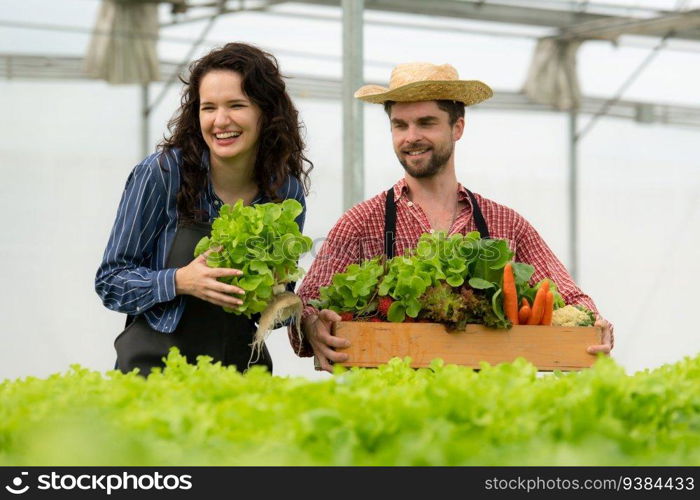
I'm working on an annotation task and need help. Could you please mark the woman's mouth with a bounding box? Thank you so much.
[214,131,241,145]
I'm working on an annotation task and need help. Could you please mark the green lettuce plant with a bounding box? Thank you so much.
[194,199,311,317]
[1,350,699,466]
[309,258,384,315]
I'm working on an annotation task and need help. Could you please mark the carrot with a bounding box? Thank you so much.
[502,263,519,325]
[518,298,531,324]
[527,280,550,325]
[541,291,554,325]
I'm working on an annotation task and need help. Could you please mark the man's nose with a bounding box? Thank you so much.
[404,124,423,143]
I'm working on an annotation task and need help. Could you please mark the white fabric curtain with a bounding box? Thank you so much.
[523,38,583,111]
[84,0,161,84]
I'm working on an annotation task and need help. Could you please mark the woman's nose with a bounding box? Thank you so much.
[213,107,230,127]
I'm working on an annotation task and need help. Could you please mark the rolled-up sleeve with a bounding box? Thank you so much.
[513,215,598,315]
[95,157,175,315]
[288,210,365,357]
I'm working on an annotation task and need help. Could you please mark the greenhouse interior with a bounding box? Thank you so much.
[0,0,699,467]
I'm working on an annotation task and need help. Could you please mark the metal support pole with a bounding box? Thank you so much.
[568,110,578,282]
[342,0,364,210]
[141,83,149,158]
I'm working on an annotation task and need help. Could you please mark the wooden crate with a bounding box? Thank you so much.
[332,321,601,371]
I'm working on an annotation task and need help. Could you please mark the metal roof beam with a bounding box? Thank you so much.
[2,54,699,128]
[556,9,700,41]
[281,0,700,42]
[160,0,286,26]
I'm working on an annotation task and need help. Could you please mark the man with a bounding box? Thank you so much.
[291,62,613,372]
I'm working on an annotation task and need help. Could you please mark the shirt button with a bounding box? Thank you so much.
[407,201,414,207]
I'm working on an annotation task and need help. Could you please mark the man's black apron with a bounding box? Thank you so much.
[114,221,272,376]
[383,187,490,257]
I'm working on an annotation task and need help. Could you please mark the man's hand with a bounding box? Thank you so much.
[302,309,350,373]
[587,315,614,355]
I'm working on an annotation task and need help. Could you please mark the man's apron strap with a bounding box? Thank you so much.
[384,188,397,259]
[465,188,490,239]
[384,186,491,259]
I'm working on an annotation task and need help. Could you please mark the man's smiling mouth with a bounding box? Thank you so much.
[405,148,429,156]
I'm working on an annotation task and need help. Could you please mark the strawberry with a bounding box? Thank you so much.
[339,312,353,322]
[378,296,394,318]
[369,317,383,322]
[404,316,415,323]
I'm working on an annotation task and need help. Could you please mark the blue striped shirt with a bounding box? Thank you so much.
[95,148,306,333]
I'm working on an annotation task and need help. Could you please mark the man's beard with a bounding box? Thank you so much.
[398,142,454,179]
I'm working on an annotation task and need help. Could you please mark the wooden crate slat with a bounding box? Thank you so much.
[333,322,600,371]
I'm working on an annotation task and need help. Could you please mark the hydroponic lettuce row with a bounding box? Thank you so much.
[311,231,575,328]
[1,351,699,465]
[193,199,312,318]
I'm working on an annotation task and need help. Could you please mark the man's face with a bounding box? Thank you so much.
[389,101,464,178]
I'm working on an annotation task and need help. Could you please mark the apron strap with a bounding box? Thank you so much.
[383,186,491,259]
[465,188,490,239]
[384,188,397,258]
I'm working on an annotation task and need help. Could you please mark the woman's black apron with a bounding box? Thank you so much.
[383,187,490,257]
[114,221,272,376]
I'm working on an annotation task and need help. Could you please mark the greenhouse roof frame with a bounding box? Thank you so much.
[164,0,700,42]
[2,52,698,129]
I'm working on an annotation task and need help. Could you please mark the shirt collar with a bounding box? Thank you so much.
[201,150,222,206]
[393,178,471,203]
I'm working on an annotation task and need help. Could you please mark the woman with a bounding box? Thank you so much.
[95,42,312,376]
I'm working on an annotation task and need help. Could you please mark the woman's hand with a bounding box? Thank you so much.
[175,249,245,308]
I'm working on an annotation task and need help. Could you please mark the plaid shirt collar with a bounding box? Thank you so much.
[392,178,471,204]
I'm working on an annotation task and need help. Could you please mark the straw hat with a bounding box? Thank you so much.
[354,62,492,106]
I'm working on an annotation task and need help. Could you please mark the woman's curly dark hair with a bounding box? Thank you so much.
[159,42,312,222]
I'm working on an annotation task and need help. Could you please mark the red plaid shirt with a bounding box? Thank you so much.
[290,179,600,356]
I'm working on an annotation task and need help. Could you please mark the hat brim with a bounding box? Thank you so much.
[354,80,493,106]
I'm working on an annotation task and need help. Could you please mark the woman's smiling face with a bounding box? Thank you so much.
[199,70,262,169]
